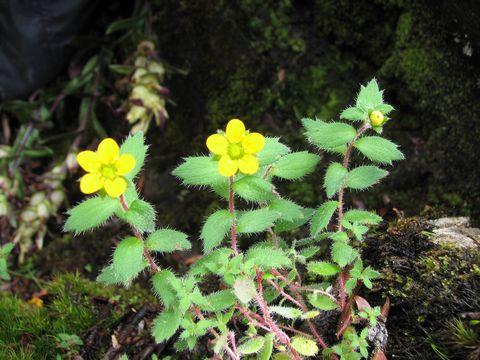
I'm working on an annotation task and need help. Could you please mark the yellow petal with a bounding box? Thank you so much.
[104,177,127,197]
[206,134,228,155]
[238,154,259,175]
[79,173,104,194]
[218,155,238,177]
[242,132,265,154]
[97,138,119,164]
[77,150,100,172]
[225,119,246,143]
[115,154,136,176]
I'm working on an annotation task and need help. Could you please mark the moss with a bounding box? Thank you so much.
[363,217,480,358]
[0,273,155,359]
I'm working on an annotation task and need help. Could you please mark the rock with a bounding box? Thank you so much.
[428,217,479,249]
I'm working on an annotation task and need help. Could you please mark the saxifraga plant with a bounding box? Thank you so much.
[65,79,403,359]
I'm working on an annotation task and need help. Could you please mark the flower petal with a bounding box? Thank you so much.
[79,173,104,194]
[104,177,127,197]
[115,154,136,176]
[242,132,265,154]
[238,154,259,175]
[218,155,238,177]
[225,119,246,143]
[77,150,100,172]
[206,134,228,155]
[97,138,119,164]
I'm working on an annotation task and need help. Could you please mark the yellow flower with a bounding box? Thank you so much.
[76,138,135,198]
[206,119,265,177]
[28,297,44,307]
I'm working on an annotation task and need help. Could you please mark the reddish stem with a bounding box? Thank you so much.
[339,271,346,309]
[119,194,159,272]
[228,176,238,255]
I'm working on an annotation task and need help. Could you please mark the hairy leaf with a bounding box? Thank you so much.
[172,156,223,186]
[238,337,265,355]
[356,78,383,111]
[302,118,357,149]
[343,209,382,224]
[275,207,314,233]
[308,294,339,311]
[310,200,338,237]
[257,137,290,166]
[346,166,388,190]
[324,163,348,198]
[340,106,368,122]
[120,132,148,180]
[291,336,319,357]
[308,261,341,276]
[354,136,404,165]
[269,198,304,222]
[200,290,236,311]
[257,333,274,360]
[117,199,155,233]
[331,241,358,267]
[64,196,119,233]
[113,237,147,285]
[233,176,274,202]
[152,270,179,308]
[270,306,303,319]
[246,245,291,269]
[233,277,257,303]
[147,229,191,252]
[201,210,233,253]
[237,208,280,234]
[272,151,320,180]
[152,309,182,343]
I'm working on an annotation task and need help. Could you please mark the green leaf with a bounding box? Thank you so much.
[354,136,404,165]
[152,309,182,343]
[270,306,303,319]
[345,166,388,190]
[108,64,133,75]
[269,198,304,222]
[105,15,143,35]
[291,336,319,357]
[308,294,339,311]
[1,243,14,256]
[340,107,368,122]
[147,229,191,252]
[233,176,274,202]
[310,200,338,237]
[246,245,291,269]
[172,156,223,186]
[275,207,314,233]
[233,277,257,303]
[375,103,394,115]
[200,290,236,311]
[308,261,341,276]
[324,163,348,198]
[356,78,383,111]
[152,270,179,308]
[112,237,147,285]
[120,132,148,181]
[343,209,382,224]
[117,199,155,233]
[272,151,320,180]
[238,337,265,355]
[257,333,274,360]
[302,118,357,150]
[201,210,233,253]
[64,196,119,233]
[237,208,280,234]
[257,137,291,166]
[331,241,358,267]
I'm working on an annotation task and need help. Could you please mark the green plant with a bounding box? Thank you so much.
[0,243,14,281]
[65,78,403,359]
[54,333,83,360]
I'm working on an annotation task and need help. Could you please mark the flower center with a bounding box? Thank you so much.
[228,143,244,160]
[100,165,117,180]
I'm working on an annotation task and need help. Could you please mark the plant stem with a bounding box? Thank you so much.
[228,176,238,255]
[337,123,370,231]
[119,194,159,272]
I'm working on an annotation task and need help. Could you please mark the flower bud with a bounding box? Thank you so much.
[66,152,78,173]
[369,110,384,127]
[148,62,165,78]
[21,209,37,222]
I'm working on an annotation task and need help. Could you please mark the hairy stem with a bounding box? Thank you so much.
[228,176,238,255]
[119,194,159,272]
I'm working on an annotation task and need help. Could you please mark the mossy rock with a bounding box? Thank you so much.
[363,217,480,359]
